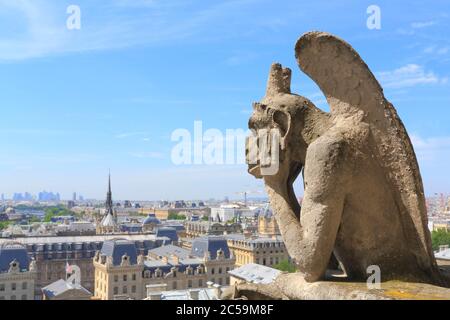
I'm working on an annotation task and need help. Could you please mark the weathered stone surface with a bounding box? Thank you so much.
[245,30,450,298]
[224,273,450,300]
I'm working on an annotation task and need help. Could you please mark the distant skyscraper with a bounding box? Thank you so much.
[73,192,77,202]
[0,193,4,202]
[38,191,61,202]
[24,192,33,201]
[13,193,23,201]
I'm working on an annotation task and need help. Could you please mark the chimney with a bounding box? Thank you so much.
[189,290,200,300]
[149,293,162,301]
[172,254,180,265]
[146,283,167,296]
[213,284,222,299]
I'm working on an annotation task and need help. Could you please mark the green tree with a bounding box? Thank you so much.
[29,216,41,223]
[273,259,297,273]
[0,221,11,230]
[431,229,450,251]
[43,206,76,222]
[168,212,186,220]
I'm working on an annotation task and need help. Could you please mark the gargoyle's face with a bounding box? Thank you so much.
[246,97,307,181]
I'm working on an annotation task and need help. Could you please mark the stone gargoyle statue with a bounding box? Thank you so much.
[239,31,449,299]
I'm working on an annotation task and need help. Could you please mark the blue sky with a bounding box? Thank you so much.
[0,0,449,200]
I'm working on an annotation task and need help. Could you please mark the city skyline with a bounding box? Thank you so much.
[0,1,449,200]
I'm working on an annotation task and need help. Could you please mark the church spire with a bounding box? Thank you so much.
[105,172,113,216]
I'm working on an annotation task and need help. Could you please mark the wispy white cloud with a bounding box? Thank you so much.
[376,64,448,89]
[411,21,437,29]
[410,134,450,194]
[423,45,449,55]
[411,134,450,162]
[0,0,262,62]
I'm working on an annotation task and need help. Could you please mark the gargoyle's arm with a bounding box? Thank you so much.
[265,136,346,281]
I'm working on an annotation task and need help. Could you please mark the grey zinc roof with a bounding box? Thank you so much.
[435,248,450,260]
[0,243,29,273]
[144,260,168,268]
[191,236,230,259]
[228,263,281,284]
[0,234,167,245]
[224,233,284,243]
[42,279,91,298]
[148,244,191,259]
[155,227,178,242]
[151,288,222,300]
[142,214,160,225]
[100,239,138,266]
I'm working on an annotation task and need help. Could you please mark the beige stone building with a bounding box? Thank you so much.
[257,204,281,237]
[93,237,235,300]
[226,234,290,268]
[258,215,280,237]
[0,234,168,299]
[185,221,242,238]
[0,242,36,300]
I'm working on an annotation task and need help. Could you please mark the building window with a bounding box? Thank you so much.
[11,283,16,291]
[172,282,177,290]
[211,278,215,284]
[211,268,215,275]
[114,275,118,282]
[0,296,4,300]
[188,280,192,288]
[22,282,27,290]
[0,284,4,292]
[132,273,136,281]
[226,267,230,272]
[21,295,27,300]
[132,285,136,293]
[226,277,230,285]
[218,278,223,285]
[114,287,118,295]
[123,286,128,294]
[218,268,222,274]
[10,295,16,300]
[198,279,203,287]
[123,274,127,281]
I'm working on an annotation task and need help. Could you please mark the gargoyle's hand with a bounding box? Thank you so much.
[263,160,303,195]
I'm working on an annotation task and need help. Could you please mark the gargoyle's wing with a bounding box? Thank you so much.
[295,31,440,280]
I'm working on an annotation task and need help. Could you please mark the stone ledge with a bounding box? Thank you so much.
[223,273,450,300]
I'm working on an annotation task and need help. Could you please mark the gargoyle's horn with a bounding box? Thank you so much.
[266,63,291,97]
[252,102,267,111]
